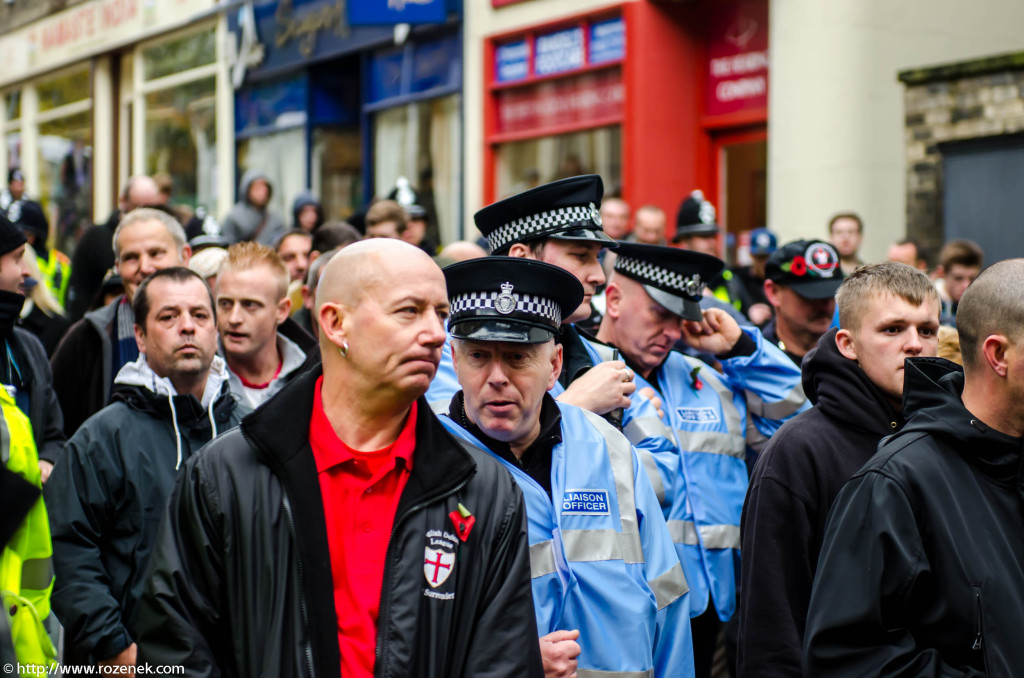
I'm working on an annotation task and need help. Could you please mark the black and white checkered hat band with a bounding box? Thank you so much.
[615,255,705,298]
[450,291,562,326]
[486,204,596,253]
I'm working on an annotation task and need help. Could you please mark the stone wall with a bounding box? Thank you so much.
[900,54,1024,263]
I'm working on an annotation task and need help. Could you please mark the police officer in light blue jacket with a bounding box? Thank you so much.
[436,256,694,678]
[587,242,808,678]
[428,175,648,423]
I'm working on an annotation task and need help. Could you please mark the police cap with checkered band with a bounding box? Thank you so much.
[612,242,725,321]
[443,257,584,344]
[474,175,617,255]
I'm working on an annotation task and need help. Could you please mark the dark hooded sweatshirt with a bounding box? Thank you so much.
[737,328,902,677]
[804,357,1024,676]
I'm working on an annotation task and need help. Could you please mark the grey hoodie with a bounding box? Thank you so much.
[221,170,287,245]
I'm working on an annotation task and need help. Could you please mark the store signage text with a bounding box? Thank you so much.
[589,17,624,65]
[534,27,584,77]
[495,41,530,83]
[706,0,769,117]
[33,0,137,52]
[496,70,624,136]
[275,0,349,58]
[494,16,624,85]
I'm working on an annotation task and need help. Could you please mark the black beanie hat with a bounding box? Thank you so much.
[0,213,28,258]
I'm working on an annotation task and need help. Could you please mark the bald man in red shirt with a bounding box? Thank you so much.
[137,239,543,677]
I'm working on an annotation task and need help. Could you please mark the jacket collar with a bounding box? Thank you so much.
[902,357,1024,486]
[115,353,230,409]
[239,365,477,678]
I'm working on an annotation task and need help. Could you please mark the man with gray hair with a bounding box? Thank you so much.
[804,258,1024,675]
[52,207,191,435]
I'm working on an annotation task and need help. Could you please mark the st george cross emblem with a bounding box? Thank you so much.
[495,282,516,315]
[424,545,456,588]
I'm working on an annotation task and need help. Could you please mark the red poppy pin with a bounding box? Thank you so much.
[449,503,475,542]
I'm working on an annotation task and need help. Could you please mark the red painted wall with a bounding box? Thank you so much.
[622,1,710,238]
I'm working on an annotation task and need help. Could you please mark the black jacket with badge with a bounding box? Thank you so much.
[738,328,902,677]
[804,357,1024,677]
[136,365,543,678]
[45,356,241,664]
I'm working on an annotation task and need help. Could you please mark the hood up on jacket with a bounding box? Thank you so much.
[899,356,1023,487]
[802,327,903,434]
[239,169,273,207]
[112,353,232,470]
[291,190,324,231]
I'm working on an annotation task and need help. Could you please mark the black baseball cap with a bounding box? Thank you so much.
[766,239,844,299]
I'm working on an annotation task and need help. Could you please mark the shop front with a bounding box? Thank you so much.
[231,0,462,245]
[475,0,768,255]
[0,0,229,250]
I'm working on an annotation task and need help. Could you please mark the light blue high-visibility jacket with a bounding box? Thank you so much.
[438,400,695,677]
[584,327,807,621]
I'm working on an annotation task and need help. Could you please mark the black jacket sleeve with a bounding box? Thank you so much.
[802,470,984,677]
[136,458,227,677]
[50,319,102,438]
[738,473,814,678]
[461,483,544,678]
[17,329,65,464]
[45,428,131,662]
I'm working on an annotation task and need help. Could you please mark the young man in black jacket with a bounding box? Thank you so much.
[136,239,543,677]
[46,267,241,670]
[804,257,1024,675]
[738,262,940,677]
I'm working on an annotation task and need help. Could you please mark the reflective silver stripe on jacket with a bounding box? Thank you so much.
[648,561,689,609]
[744,384,806,420]
[20,557,54,591]
[667,520,740,550]
[581,410,644,563]
[577,669,654,678]
[684,356,744,435]
[530,541,557,578]
[634,448,666,505]
[623,416,674,446]
[588,341,619,363]
[674,430,745,458]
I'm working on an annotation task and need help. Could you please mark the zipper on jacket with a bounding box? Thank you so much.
[282,493,317,678]
[971,583,990,674]
[972,586,983,652]
[374,474,473,677]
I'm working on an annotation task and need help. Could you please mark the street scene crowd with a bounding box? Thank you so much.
[3,165,1023,678]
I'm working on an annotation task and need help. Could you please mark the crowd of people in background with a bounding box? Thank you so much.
[1,163,1019,678]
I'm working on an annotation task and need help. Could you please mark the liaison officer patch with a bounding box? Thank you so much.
[562,489,611,515]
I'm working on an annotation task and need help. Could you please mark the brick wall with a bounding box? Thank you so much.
[900,55,1024,263]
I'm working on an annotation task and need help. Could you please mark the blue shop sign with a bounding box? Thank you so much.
[534,26,583,77]
[495,40,529,83]
[368,33,461,105]
[589,17,625,65]
[348,0,452,26]
[230,0,392,77]
[235,74,309,135]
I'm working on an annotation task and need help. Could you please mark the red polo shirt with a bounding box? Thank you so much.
[309,377,416,678]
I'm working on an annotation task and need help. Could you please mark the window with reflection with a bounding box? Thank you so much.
[145,77,216,209]
[35,68,92,250]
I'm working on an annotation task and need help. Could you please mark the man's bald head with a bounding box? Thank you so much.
[316,237,441,312]
[957,258,1023,371]
[123,175,162,212]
